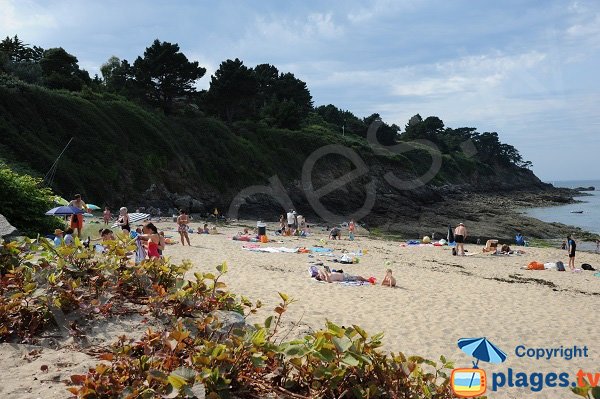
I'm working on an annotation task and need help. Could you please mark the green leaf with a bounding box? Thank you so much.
[264,316,274,329]
[326,321,345,337]
[316,348,335,362]
[278,292,289,302]
[332,336,352,352]
[591,386,600,399]
[167,373,187,390]
[251,328,267,346]
[341,353,360,367]
[216,262,227,274]
[172,366,196,383]
[572,386,591,397]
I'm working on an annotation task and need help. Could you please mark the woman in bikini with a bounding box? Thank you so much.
[117,207,130,232]
[138,222,161,259]
[177,209,191,246]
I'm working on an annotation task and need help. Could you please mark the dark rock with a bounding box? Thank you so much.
[575,186,595,191]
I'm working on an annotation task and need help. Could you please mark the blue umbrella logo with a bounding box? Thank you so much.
[458,337,507,388]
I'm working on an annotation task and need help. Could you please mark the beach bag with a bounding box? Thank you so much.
[556,261,565,271]
[582,263,596,271]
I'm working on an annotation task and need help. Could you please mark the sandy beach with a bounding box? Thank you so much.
[1,220,599,399]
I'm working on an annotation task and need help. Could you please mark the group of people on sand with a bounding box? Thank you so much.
[279,210,310,236]
[329,220,356,240]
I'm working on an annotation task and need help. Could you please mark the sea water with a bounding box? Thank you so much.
[524,180,600,237]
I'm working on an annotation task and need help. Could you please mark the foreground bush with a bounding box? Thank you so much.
[0,163,64,236]
[1,237,458,398]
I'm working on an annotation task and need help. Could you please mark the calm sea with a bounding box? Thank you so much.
[524,180,600,237]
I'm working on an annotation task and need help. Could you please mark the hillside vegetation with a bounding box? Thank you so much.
[0,35,545,232]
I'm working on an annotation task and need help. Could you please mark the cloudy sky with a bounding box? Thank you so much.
[2,0,599,181]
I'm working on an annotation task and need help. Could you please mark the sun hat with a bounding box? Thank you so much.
[54,228,63,235]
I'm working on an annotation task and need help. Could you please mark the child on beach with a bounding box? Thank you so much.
[53,229,64,247]
[177,209,191,246]
[63,228,75,246]
[381,269,396,287]
[103,207,112,225]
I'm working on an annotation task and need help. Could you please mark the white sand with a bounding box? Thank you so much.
[2,221,598,399]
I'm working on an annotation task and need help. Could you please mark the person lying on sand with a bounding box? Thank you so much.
[315,269,370,283]
[381,269,396,287]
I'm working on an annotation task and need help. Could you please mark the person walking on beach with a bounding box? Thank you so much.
[177,209,191,246]
[348,219,356,240]
[454,222,467,256]
[103,207,112,225]
[117,207,130,232]
[68,194,88,238]
[567,234,577,270]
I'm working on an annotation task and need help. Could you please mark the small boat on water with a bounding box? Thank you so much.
[570,210,584,214]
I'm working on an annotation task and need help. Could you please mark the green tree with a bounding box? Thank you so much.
[0,164,64,236]
[100,56,136,94]
[132,39,206,114]
[206,58,257,122]
[39,47,89,91]
[315,104,366,136]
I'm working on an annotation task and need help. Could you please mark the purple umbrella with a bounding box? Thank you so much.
[45,206,85,216]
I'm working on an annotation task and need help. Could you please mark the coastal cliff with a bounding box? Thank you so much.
[0,79,583,240]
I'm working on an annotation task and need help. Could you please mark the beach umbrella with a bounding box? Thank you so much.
[45,206,85,216]
[87,204,101,211]
[111,213,150,228]
[458,337,507,387]
[53,196,69,206]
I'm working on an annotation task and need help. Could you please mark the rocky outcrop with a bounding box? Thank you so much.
[0,214,18,239]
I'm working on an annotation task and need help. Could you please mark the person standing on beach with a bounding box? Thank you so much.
[454,223,467,256]
[177,209,191,246]
[286,210,295,234]
[68,194,89,238]
[567,235,577,270]
[117,207,130,232]
[103,207,112,225]
[348,219,356,240]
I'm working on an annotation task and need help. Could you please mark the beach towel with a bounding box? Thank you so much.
[310,247,333,253]
[135,237,146,264]
[243,246,299,253]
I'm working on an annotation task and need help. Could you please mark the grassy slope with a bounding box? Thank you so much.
[0,80,518,211]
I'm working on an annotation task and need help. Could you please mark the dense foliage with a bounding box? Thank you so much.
[0,238,458,398]
[0,163,64,236]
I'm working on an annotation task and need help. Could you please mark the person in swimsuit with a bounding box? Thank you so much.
[348,219,356,240]
[314,269,370,283]
[103,207,112,225]
[68,194,89,238]
[117,207,130,232]
[177,209,191,246]
[567,234,576,270]
[138,222,161,259]
[454,223,467,256]
[381,269,397,287]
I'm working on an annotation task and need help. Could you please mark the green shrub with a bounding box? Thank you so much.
[0,163,64,236]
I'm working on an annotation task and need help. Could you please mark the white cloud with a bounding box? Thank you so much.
[0,0,57,34]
